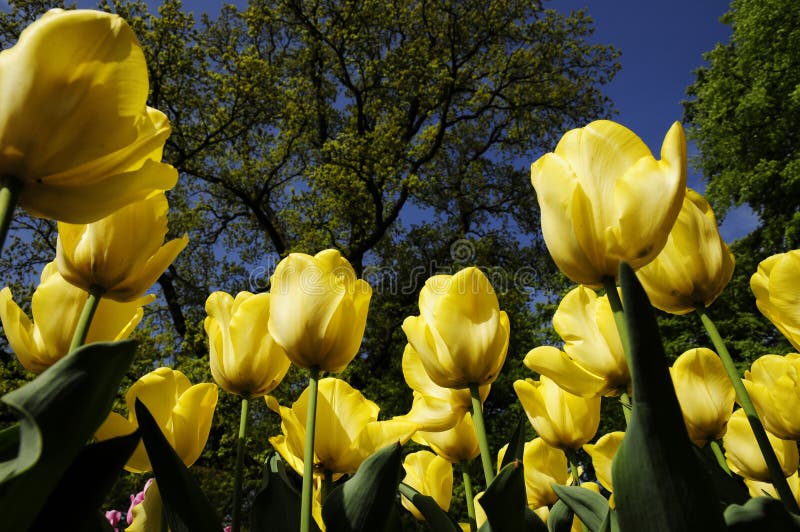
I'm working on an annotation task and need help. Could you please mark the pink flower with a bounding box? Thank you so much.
[105,510,123,528]
[127,477,155,524]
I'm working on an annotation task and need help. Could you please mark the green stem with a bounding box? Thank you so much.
[565,448,582,486]
[231,397,250,532]
[462,463,477,532]
[697,307,800,514]
[710,440,732,476]
[68,285,104,352]
[469,383,495,485]
[300,367,320,532]
[619,392,632,425]
[603,276,631,370]
[0,179,20,256]
[321,469,333,504]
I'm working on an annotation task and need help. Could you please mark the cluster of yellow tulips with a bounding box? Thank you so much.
[3,7,800,532]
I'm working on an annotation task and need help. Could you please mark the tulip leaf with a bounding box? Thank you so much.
[0,424,24,463]
[547,499,574,532]
[724,496,800,531]
[597,506,619,532]
[0,340,137,531]
[693,445,749,506]
[30,431,140,531]
[135,398,221,532]
[612,263,726,531]
[398,481,460,531]
[500,416,527,470]
[250,453,319,532]
[322,442,403,532]
[551,484,608,531]
[479,460,547,531]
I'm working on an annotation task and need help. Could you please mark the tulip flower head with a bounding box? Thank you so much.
[514,375,601,450]
[751,250,800,351]
[396,343,490,431]
[95,367,218,473]
[266,378,416,476]
[531,120,687,287]
[637,189,735,314]
[413,411,481,464]
[745,472,800,508]
[401,451,453,521]
[723,408,798,482]
[0,9,177,223]
[267,249,371,372]
[0,261,152,373]
[402,267,510,389]
[498,438,570,509]
[583,431,625,494]
[205,291,291,398]
[743,353,800,440]
[524,285,628,398]
[56,191,188,302]
[669,347,735,446]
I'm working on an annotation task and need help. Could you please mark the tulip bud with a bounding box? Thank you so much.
[670,348,735,446]
[637,189,735,314]
[267,249,371,372]
[531,120,687,286]
[402,267,510,389]
[205,291,291,398]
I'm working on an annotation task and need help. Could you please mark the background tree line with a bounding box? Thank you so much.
[2,0,796,525]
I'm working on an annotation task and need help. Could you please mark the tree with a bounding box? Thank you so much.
[0,0,619,520]
[683,0,799,367]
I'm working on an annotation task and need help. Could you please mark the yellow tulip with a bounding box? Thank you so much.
[637,189,735,314]
[204,291,291,398]
[95,367,218,473]
[0,9,177,223]
[583,431,624,494]
[498,437,570,508]
[55,191,188,302]
[0,261,152,373]
[530,120,686,287]
[396,344,490,431]
[401,450,453,521]
[745,472,800,507]
[751,250,800,350]
[266,378,416,476]
[524,286,628,397]
[267,249,371,372]
[743,353,800,440]
[514,376,601,450]
[413,411,480,464]
[670,348,735,446]
[722,408,798,482]
[126,480,161,532]
[402,267,510,389]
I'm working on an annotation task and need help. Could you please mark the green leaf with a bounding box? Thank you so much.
[30,431,140,531]
[0,424,24,463]
[500,416,527,470]
[551,484,609,531]
[479,461,546,532]
[724,497,800,531]
[0,340,137,531]
[612,263,725,531]
[135,398,221,532]
[547,499,574,532]
[693,445,749,506]
[250,453,319,532]
[322,443,403,532]
[398,481,460,531]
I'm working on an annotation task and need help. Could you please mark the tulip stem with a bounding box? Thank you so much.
[301,367,320,532]
[232,397,249,532]
[69,285,105,352]
[710,440,732,476]
[462,463,477,532]
[697,307,800,514]
[565,448,582,486]
[469,383,495,486]
[0,179,20,256]
[619,392,632,425]
[603,277,631,370]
